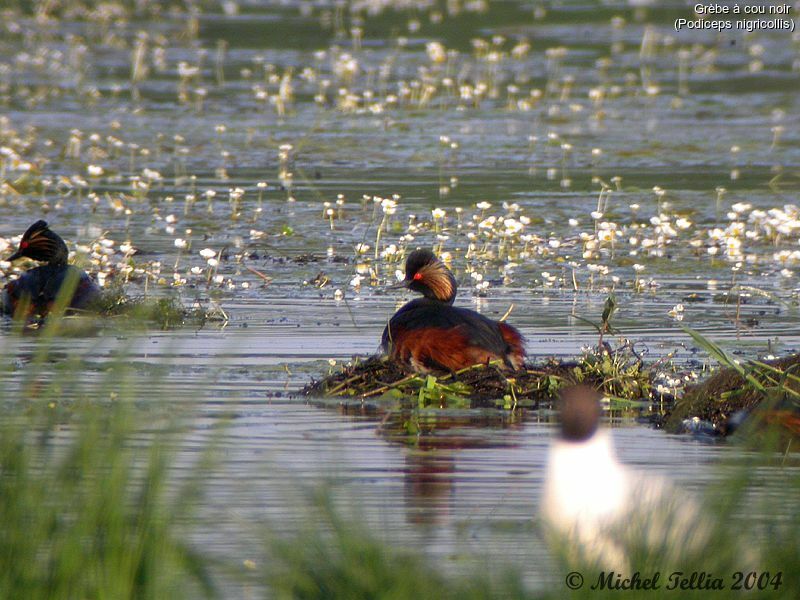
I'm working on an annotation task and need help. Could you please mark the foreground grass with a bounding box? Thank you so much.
[0,315,215,599]
[264,439,800,600]
[0,401,214,599]
[264,493,527,600]
[1,319,799,599]
[3,403,798,600]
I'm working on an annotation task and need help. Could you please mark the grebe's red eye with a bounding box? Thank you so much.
[413,272,423,281]
[20,241,29,249]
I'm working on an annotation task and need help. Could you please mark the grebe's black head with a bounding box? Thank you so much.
[402,248,457,304]
[7,220,69,266]
[558,385,602,442]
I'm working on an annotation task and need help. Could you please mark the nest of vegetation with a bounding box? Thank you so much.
[12,287,225,331]
[304,342,800,438]
[94,292,219,329]
[666,353,800,435]
[302,345,657,410]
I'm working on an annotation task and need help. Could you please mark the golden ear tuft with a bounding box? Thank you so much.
[418,262,454,301]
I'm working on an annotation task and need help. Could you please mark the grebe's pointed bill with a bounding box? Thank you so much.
[558,385,602,442]
[388,279,409,290]
[6,220,68,265]
[6,248,24,262]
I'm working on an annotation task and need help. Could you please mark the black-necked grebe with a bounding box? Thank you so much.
[382,249,525,372]
[1,220,100,316]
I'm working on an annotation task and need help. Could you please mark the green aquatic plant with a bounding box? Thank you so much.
[413,373,473,407]
[0,296,796,600]
[570,295,618,344]
[570,343,652,406]
[96,290,217,330]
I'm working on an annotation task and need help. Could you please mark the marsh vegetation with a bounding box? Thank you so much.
[1,0,799,596]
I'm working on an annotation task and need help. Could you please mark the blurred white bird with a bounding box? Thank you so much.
[541,386,710,571]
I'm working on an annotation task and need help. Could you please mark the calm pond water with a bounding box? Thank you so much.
[1,0,799,594]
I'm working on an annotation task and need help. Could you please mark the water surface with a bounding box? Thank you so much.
[1,0,799,593]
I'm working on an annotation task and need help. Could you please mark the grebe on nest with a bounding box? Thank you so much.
[382,249,525,372]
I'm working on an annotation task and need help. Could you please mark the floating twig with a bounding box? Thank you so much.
[244,265,273,284]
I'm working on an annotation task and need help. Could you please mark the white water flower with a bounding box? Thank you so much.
[142,168,162,181]
[426,41,447,64]
[668,304,685,320]
[598,229,615,243]
[504,219,523,235]
[381,198,397,215]
[380,244,399,258]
